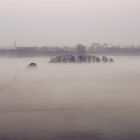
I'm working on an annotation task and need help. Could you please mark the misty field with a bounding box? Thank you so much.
[0,57,140,140]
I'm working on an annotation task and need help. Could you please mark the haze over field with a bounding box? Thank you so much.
[0,0,140,46]
[0,57,140,139]
[1,0,140,139]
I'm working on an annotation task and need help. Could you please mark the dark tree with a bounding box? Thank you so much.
[75,44,86,55]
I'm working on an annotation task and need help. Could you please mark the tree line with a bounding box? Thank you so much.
[0,43,140,57]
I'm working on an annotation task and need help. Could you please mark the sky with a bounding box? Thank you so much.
[0,0,140,46]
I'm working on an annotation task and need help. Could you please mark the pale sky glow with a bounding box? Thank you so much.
[0,0,140,46]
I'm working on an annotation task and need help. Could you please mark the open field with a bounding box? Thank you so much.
[0,57,140,139]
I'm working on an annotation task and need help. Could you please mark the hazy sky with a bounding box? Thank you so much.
[0,0,140,46]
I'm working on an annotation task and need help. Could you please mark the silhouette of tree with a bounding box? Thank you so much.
[75,44,86,55]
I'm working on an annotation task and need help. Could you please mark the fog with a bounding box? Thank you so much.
[0,57,140,139]
[0,0,140,46]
